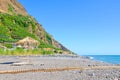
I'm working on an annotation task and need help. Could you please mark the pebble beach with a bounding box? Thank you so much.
[0,54,120,80]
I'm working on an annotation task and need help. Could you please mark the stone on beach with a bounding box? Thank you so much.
[0,55,119,80]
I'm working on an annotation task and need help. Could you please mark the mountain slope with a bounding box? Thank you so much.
[0,0,27,15]
[0,0,71,54]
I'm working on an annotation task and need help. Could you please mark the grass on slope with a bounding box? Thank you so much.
[0,13,62,55]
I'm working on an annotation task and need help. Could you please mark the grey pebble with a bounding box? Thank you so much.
[0,55,119,80]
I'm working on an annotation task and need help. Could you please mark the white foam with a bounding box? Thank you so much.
[89,56,94,59]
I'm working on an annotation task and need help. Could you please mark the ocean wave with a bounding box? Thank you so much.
[89,56,94,59]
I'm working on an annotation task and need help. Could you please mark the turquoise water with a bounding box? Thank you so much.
[84,55,120,64]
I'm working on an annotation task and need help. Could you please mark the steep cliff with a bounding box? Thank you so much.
[0,0,71,54]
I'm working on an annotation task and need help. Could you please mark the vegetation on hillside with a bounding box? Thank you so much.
[0,13,64,55]
[0,0,71,55]
[0,13,36,41]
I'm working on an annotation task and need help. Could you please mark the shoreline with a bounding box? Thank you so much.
[83,55,120,65]
[0,54,120,80]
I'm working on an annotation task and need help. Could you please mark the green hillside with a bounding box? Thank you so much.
[0,13,69,55]
[0,0,72,55]
[0,14,37,42]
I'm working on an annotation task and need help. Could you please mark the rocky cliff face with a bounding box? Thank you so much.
[0,0,70,52]
[0,0,27,15]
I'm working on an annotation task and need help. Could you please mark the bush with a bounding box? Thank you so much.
[3,44,13,48]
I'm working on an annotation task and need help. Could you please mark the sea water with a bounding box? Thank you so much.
[84,55,120,64]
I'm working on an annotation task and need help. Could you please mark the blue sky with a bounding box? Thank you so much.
[18,0,120,55]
